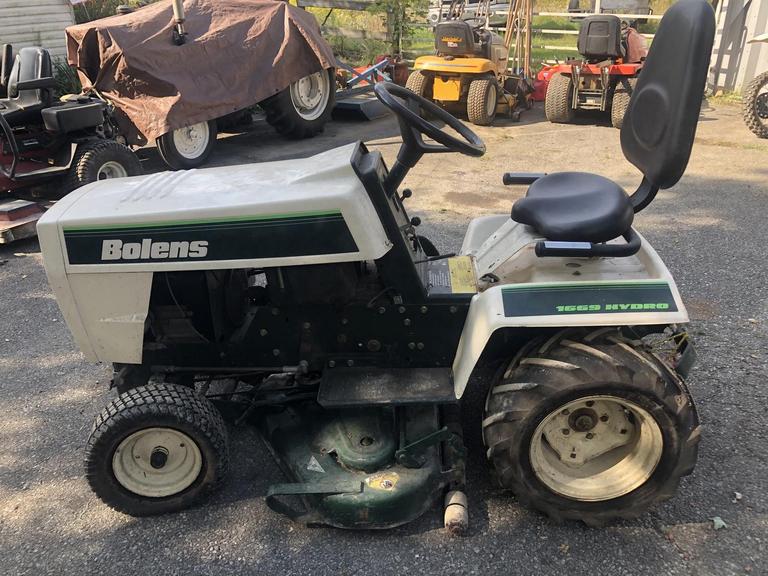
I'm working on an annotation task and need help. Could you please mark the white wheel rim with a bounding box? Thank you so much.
[289,71,331,121]
[112,427,203,497]
[97,161,128,180]
[529,395,663,502]
[171,122,210,159]
[486,84,497,117]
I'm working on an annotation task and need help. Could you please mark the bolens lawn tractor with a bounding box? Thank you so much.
[543,15,648,129]
[38,0,714,529]
[0,44,141,243]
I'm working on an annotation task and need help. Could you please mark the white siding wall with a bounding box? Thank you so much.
[0,0,75,61]
[710,0,768,93]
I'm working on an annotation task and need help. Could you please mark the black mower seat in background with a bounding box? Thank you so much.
[0,47,53,124]
[511,172,634,243]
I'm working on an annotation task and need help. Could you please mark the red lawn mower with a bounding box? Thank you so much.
[0,45,141,243]
[542,15,647,128]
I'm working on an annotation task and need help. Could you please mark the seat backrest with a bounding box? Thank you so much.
[7,47,53,109]
[434,21,478,57]
[577,15,623,61]
[620,0,715,190]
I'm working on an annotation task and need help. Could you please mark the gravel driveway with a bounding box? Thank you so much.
[0,101,765,576]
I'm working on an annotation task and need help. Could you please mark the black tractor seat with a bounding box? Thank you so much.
[0,46,54,125]
[511,172,634,243]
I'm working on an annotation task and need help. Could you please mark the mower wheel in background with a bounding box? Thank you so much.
[742,70,768,138]
[467,77,498,126]
[63,139,142,193]
[545,73,575,124]
[262,69,334,139]
[611,77,637,129]
[483,328,699,526]
[156,120,218,170]
[85,383,229,516]
[405,70,433,99]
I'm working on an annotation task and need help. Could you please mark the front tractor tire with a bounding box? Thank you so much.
[611,77,638,129]
[85,383,229,516]
[262,69,335,140]
[545,72,575,124]
[406,70,433,100]
[64,140,142,193]
[742,70,768,138]
[467,77,498,126]
[156,120,218,170]
[483,328,699,526]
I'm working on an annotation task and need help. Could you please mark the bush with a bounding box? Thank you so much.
[53,59,82,98]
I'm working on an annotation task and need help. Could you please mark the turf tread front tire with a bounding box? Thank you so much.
[483,328,699,525]
[545,73,575,124]
[742,70,768,138]
[85,383,229,516]
[63,139,142,193]
[467,77,497,126]
[405,70,433,99]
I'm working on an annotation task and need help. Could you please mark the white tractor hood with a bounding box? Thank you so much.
[38,143,391,273]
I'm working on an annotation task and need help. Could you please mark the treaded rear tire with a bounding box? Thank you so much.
[467,77,498,126]
[483,328,699,526]
[742,70,768,138]
[63,139,142,194]
[85,383,229,516]
[611,77,637,129]
[262,69,335,140]
[545,73,575,124]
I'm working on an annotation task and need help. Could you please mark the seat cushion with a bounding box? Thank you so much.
[511,172,634,243]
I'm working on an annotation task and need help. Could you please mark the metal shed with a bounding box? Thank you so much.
[709,0,768,93]
[0,0,75,60]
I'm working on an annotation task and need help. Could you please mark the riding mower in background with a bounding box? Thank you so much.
[0,44,141,243]
[407,0,530,125]
[543,15,647,128]
[741,33,768,138]
[38,0,713,530]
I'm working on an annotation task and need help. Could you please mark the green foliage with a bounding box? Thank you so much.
[53,59,82,98]
[73,0,161,24]
[368,0,429,54]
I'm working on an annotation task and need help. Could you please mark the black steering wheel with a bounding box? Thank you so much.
[373,82,485,191]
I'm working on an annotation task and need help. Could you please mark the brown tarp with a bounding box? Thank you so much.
[66,0,336,144]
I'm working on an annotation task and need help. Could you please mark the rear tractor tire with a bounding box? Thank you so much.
[611,77,638,129]
[156,120,218,170]
[64,139,142,193]
[262,69,335,140]
[742,70,768,139]
[545,73,575,124]
[467,77,498,126]
[85,383,229,516]
[483,328,699,526]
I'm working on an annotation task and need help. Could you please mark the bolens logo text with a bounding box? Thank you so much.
[101,239,208,261]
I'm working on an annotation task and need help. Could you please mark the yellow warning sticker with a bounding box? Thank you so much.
[448,256,477,294]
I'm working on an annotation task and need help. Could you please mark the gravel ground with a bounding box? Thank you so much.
[0,101,766,576]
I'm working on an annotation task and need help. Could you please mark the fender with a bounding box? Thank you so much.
[452,241,689,398]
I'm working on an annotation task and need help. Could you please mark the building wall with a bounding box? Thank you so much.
[710,0,768,93]
[0,0,75,61]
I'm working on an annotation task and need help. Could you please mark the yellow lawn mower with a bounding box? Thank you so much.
[406,1,530,125]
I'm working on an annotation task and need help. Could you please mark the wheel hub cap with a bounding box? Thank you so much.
[112,427,202,497]
[96,160,128,180]
[172,121,210,159]
[289,71,330,121]
[756,92,768,119]
[530,395,663,501]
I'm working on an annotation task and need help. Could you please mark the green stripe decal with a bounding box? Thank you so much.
[62,210,343,233]
[501,281,677,317]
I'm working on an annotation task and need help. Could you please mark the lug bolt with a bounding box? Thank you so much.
[561,409,570,416]
[420,306,428,314]
[586,433,594,440]
[328,360,336,368]
[620,428,628,434]
[569,453,576,459]
[416,342,424,350]
[585,400,595,407]
[562,428,570,435]
[381,479,393,489]
[408,342,416,350]
[600,414,609,422]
